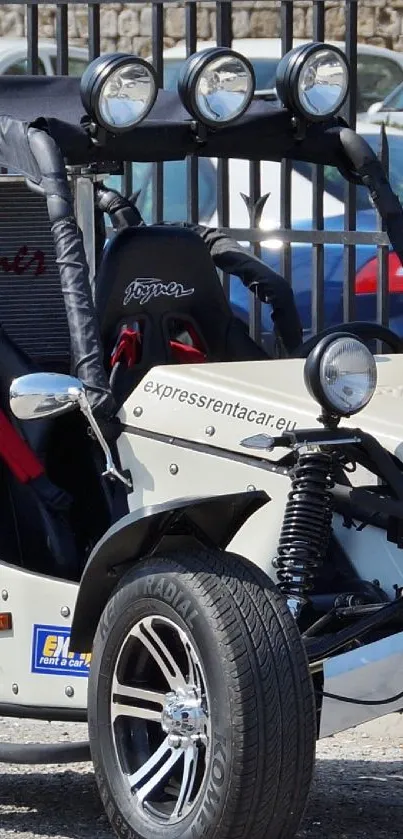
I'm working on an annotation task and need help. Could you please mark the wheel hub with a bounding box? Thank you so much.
[162,687,208,748]
[110,614,211,823]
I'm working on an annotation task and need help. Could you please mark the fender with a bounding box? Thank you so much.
[70,490,269,652]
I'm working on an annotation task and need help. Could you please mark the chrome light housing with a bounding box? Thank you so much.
[304,334,377,417]
[177,47,255,127]
[276,42,349,121]
[80,53,158,133]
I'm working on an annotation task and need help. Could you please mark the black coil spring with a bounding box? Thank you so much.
[274,451,334,602]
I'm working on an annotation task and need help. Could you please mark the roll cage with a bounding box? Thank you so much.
[0,71,402,421]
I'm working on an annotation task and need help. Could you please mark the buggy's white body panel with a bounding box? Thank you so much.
[115,355,403,600]
[2,355,403,724]
[118,356,403,465]
[0,564,87,710]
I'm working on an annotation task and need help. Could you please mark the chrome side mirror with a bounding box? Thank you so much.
[9,372,132,490]
[10,373,84,420]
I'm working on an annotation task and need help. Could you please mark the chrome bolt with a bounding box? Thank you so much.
[60,606,70,618]
[133,406,143,418]
[12,684,18,695]
[191,732,206,745]
[1,590,8,601]
[168,734,182,749]
[169,463,179,475]
[247,484,256,492]
[205,426,215,437]
[65,686,74,698]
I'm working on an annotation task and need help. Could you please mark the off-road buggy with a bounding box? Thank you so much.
[1,42,403,839]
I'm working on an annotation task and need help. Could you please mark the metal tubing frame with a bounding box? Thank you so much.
[10,1,393,347]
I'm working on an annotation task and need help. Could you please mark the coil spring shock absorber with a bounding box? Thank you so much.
[273,448,334,617]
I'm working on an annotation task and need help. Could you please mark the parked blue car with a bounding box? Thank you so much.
[106,127,403,344]
[230,128,403,341]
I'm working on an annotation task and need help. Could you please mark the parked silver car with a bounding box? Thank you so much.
[365,80,403,129]
[161,38,403,114]
[0,37,88,76]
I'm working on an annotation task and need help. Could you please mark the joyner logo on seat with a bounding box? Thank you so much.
[124,278,194,306]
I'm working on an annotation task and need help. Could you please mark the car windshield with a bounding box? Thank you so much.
[295,133,403,212]
[382,82,403,110]
[106,157,217,225]
[49,55,89,75]
[163,56,279,90]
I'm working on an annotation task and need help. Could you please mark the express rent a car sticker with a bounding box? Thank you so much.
[31,624,91,677]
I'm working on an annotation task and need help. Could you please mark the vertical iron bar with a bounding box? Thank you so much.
[152,1,164,223]
[56,4,69,76]
[248,160,262,344]
[84,4,100,287]
[88,3,101,61]
[123,161,133,199]
[27,4,39,75]
[216,0,232,47]
[121,161,133,200]
[216,0,232,297]
[186,0,199,223]
[343,0,358,323]
[311,0,325,335]
[122,0,133,202]
[121,0,133,200]
[280,1,293,287]
[377,124,390,338]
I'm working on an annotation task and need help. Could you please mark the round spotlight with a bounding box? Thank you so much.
[178,47,255,128]
[276,42,349,121]
[304,333,377,418]
[80,53,158,133]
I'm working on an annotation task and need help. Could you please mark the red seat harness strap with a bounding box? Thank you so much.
[0,409,44,483]
[111,326,207,369]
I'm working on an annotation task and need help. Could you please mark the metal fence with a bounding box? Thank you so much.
[9,2,395,344]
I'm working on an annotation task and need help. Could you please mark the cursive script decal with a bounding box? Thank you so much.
[124,278,195,306]
[0,245,46,277]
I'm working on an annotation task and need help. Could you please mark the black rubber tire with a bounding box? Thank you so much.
[88,548,316,839]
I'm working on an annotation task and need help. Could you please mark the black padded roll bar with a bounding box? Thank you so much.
[340,127,403,267]
[26,127,115,420]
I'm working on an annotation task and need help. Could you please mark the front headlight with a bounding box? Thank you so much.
[80,53,158,133]
[304,334,377,417]
[177,47,255,127]
[276,41,349,121]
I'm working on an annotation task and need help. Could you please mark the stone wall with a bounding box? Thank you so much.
[0,2,403,57]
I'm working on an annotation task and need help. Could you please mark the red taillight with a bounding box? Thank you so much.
[355,252,403,295]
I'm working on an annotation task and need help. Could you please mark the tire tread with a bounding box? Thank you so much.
[89,548,315,839]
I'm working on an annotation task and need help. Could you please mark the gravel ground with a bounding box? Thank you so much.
[0,715,402,839]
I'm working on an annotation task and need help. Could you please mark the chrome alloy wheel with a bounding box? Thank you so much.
[110,614,211,824]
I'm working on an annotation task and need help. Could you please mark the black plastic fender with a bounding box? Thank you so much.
[69,490,270,652]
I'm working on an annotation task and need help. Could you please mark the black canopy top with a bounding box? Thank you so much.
[0,74,349,182]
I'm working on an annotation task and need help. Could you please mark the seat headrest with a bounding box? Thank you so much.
[96,225,233,353]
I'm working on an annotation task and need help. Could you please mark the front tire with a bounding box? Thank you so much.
[88,549,315,839]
